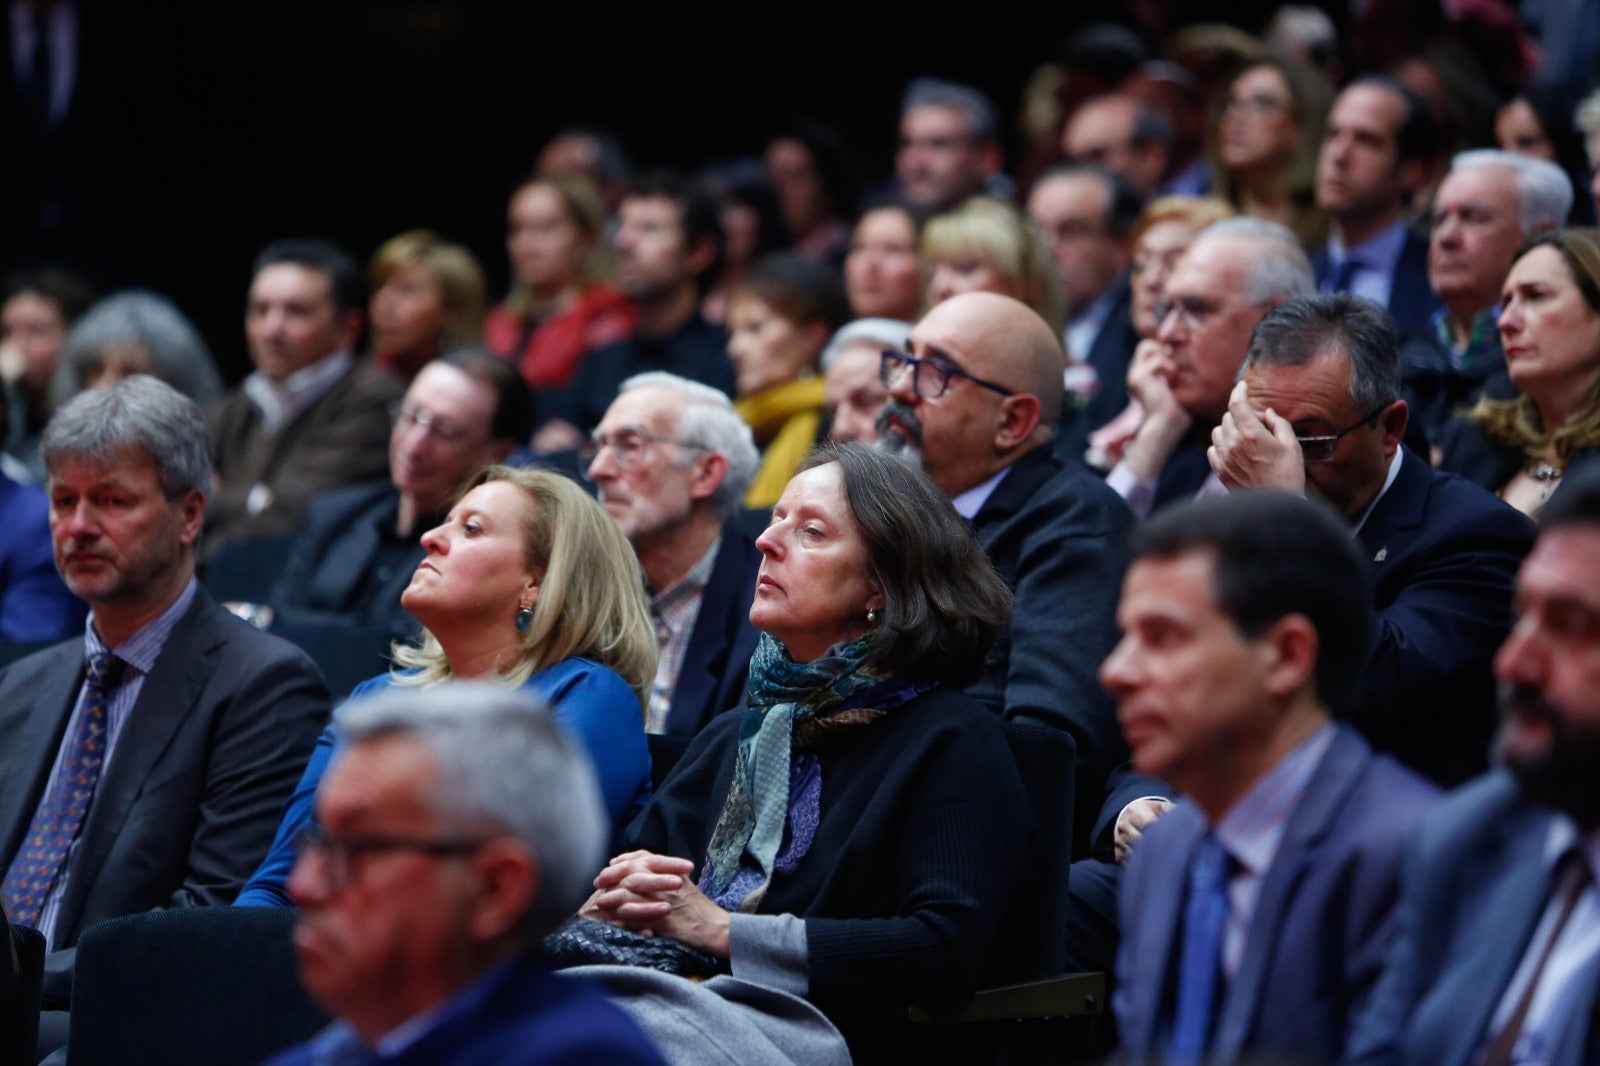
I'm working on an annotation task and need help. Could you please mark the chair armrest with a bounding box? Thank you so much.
[906,971,1107,1024]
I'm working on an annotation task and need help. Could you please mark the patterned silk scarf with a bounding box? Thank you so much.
[700,633,923,912]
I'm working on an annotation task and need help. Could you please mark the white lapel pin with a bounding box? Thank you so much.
[1374,547,1388,562]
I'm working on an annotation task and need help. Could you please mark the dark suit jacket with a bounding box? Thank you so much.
[966,444,1133,853]
[1354,449,1535,785]
[1347,773,1600,1066]
[206,358,403,559]
[660,530,760,738]
[1312,228,1439,341]
[268,480,426,638]
[1057,279,1140,463]
[1115,726,1439,1065]
[0,588,330,1002]
[265,952,664,1066]
[1399,325,1514,448]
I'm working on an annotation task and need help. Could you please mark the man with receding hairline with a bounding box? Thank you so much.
[877,291,1132,848]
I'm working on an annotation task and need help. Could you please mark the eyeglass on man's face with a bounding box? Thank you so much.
[394,404,480,445]
[292,824,490,895]
[1152,294,1225,334]
[580,426,705,476]
[1295,403,1391,463]
[879,348,1015,400]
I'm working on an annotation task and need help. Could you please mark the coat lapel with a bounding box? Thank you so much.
[1212,727,1369,1058]
[1434,805,1558,1066]
[1130,805,1205,1052]
[52,595,224,941]
[0,644,87,860]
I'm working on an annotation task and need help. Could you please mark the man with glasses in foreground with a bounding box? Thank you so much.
[268,683,663,1066]
[586,372,760,737]
[1208,293,1535,786]
[877,290,1133,851]
[1105,217,1315,518]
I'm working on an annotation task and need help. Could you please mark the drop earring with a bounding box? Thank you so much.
[515,596,535,633]
[866,608,880,625]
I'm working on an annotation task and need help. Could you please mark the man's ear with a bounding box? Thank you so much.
[1259,613,1319,702]
[467,840,540,944]
[689,451,729,505]
[684,237,718,281]
[336,309,364,352]
[176,489,205,548]
[1380,399,1408,456]
[994,393,1042,451]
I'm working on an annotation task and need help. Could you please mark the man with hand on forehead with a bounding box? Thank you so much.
[1207,292,1534,786]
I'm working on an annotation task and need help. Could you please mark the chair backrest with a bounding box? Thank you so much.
[268,621,396,701]
[2,924,44,1066]
[201,534,300,605]
[67,907,329,1066]
[996,720,1076,980]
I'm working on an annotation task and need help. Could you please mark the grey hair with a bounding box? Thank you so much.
[617,371,759,520]
[1241,293,1401,412]
[1194,217,1316,306]
[1450,149,1574,235]
[42,375,211,498]
[902,78,999,144]
[336,682,607,941]
[53,291,223,408]
[820,318,913,370]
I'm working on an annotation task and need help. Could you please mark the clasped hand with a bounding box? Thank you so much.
[579,850,732,960]
[1208,381,1305,493]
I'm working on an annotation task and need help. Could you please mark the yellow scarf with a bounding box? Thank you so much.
[735,377,827,509]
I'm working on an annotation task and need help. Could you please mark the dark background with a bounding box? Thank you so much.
[9,1,1292,379]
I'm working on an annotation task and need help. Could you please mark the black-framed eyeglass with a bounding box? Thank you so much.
[879,349,1015,400]
[292,824,492,893]
[1295,403,1392,463]
[579,427,707,476]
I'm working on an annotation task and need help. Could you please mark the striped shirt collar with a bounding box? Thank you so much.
[85,577,198,674]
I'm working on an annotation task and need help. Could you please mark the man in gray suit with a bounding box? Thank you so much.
[1349,463,1600,1066]
[1106,491,1437,1065]
[0,377,328,1054]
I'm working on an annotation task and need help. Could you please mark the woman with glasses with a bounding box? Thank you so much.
[565,445,1031,1063]
[1439,229,1600,516]
[484,175,636,392]
[727,253,851,509]
[234,465,655,906]
[1208,58,1333,250]
[920,196,1064,336]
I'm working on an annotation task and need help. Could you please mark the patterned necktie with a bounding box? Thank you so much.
[1,651,120,927]
[1326,256,1360,295]
[1169,833,1232,1066]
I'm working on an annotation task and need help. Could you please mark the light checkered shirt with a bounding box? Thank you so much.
[646,538,720,734]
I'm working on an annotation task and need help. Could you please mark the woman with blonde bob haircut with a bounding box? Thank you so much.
[366,228,487,379]
[921,196,1066,336]
[235,466,656,907]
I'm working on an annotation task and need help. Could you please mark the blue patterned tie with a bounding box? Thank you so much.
[1325,256,1359,295]
[1169,833,1232,1066]
[2,651,120,927]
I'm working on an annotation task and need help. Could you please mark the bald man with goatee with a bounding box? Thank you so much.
[877,292,1133,847]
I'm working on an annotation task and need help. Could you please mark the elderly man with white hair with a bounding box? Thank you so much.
[1400,149,1574,443]
[585,372,761,737]
[820,318,912,445]
[1104,217,1316,517]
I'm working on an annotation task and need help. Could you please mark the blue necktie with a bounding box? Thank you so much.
[1325,256,1359,294]
[1169,833,1232,1066]
[2,651,120,927]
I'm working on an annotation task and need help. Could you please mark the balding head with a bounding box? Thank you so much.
[877,291,1065,495]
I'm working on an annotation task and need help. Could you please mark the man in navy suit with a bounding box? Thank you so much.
[587,372,761,737]
[1209,294,1533,785]
[269,683,663,1066]
[1348,464,1600,1066]
[1024,162,1144,461]
[1312,78,1440,340]
[1107,490,1439,1065]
